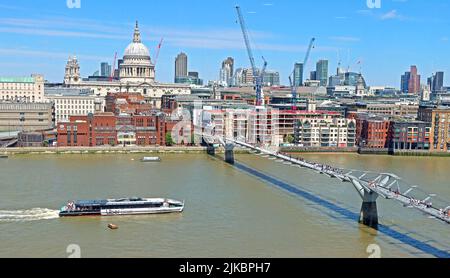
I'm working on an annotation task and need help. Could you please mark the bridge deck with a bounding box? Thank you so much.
[231,139,450,225]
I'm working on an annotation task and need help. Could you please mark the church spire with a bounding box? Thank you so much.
[133,20,141,43]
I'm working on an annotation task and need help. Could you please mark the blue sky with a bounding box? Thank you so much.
[0,0,449,87]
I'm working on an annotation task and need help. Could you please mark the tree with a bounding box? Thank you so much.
[191,134,196,146]
[285,134,294,144]
[165,132,174,146]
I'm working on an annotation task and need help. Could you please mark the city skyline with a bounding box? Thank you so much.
[0,0,449,87]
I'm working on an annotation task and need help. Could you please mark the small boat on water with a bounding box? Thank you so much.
[141,156,161,162]
[59,197,184,217]
[108,223,119,230]
[0,155,8,159]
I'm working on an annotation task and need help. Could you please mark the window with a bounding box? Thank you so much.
[108,138,115,146]
[96,138,104,146]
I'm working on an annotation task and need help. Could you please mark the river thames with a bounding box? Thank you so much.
[0,153,449,258]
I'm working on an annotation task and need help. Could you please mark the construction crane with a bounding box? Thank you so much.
[261,56,268,80]
[110,52,117,82]
[153,38,164,68]
[290,38,315,110]
[303,38,315,79]
[235,6,267,106]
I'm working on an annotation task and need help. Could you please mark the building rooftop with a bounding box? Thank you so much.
[44,87,93,97]
[434,106,450,111]
[0,77,35,83]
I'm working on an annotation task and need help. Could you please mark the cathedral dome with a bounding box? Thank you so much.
[123,21,150,59]
[124,42,150,58]
[119,21,155,83]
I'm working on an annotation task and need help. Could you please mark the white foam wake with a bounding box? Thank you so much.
[0,208,60,222]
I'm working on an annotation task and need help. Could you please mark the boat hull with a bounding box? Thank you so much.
[59,197,184,217]
[59,208,183,217]
[141,157,161,162]
[59,211,101,217]
[100,207,183,216]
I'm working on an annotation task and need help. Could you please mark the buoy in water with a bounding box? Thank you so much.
[108,224,118,230]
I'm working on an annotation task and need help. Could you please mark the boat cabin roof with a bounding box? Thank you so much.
[74,198,153,207]
[74,200,108,207]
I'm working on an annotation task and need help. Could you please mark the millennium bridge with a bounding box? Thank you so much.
[204,135,450,230]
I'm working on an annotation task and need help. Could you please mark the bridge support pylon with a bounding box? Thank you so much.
[349,177,379,230]
[207,144,216,156]
[359,192,379,230]
[225,144,235,164]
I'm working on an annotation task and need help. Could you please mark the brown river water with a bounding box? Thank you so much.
[0,153,449,258]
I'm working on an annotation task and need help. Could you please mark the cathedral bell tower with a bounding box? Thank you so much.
[64,56,81,85]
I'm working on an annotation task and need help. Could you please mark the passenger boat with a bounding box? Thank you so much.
[141,156,161,162]
[59,197,184,217]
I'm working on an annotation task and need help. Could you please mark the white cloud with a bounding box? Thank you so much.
[0,27,128,40]
[357,8,410,21]
[0,48,109,61]
[0,16,338,53]
[329,36,361,42]
[381,10,401,20]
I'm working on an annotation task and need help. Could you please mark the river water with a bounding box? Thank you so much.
[0,153,449,258]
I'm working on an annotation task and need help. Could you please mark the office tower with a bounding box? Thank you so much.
[433,72,444,92]
[222,57,234,76]
[401,72,411,93]
[188,72,199,78]
[175,52,188,81]
[293,63,303,87]
[262,71,280,86]
[100,62,112,77]
[408,66,421,95]
[316,60,329,86]
[220,57,234,86]
[116,59,124,78]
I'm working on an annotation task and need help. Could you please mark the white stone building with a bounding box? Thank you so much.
[64,57,81,85]
[200,108,279,146]
[0,74,44,103]
[44,88,104,123]
[295,117,356,148]
[63,21,190,108]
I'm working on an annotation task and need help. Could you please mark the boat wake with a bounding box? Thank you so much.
[0,208,59,222]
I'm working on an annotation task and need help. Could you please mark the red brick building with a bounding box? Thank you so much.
[57,92,191,147]
[348,112,391,148]
[105,93,152,115]
[57,112,168,147]
[57,113,116,147]
[362,118,391,148]
[161,95,178,114]
[347,112,366,146]
[117,113,166,146]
